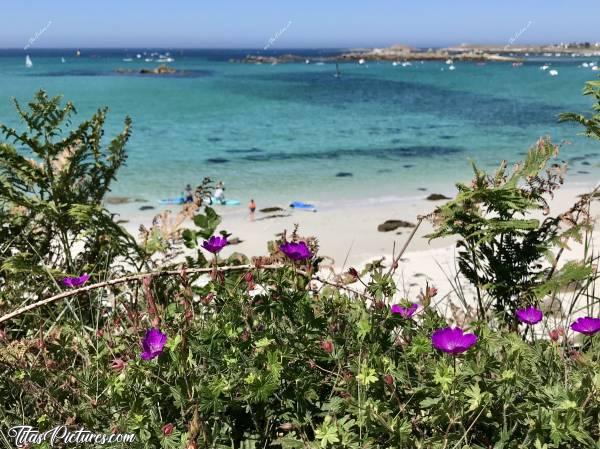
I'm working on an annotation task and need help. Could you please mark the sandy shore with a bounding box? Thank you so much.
[116,180,599,315]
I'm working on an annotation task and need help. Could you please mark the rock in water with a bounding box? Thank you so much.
[377,220,416,232]
[335,172,353,177]
[426,193,451,201]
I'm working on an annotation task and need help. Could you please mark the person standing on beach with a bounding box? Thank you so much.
[184,184,194,203]
[248,199,256,221]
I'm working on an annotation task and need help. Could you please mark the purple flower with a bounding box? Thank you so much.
[279,241,312,261]
[391,303,418,319]
[202,235,228,254]
[140,328,167,360]
[62,273,90,288]
[516,306,543,325]
[571,317,600,336]
[431,327,478,355]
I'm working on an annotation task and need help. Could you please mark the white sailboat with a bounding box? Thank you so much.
[25,55,33,68]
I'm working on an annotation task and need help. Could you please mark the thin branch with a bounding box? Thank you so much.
[0,263,377,324]
[0,264,277,325]
[387,215,425,276]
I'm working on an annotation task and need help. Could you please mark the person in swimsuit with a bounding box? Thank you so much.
[248,199,256,221]
[184,184,194,203]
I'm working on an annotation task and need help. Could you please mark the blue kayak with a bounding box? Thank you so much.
[290,201,317,211]
[211,198,240,206]
[159,197,185,205]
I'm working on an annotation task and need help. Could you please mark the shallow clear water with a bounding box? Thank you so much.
[0,49,598,208]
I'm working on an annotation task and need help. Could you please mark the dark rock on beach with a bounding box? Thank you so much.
[260,207,284,213]
[105,196,133,205]
[377,220,416,232]
[336,172,353,177]
[426,193,451,201]
[417,187,427,191]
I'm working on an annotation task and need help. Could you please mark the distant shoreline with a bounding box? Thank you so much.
[232,43,600,64]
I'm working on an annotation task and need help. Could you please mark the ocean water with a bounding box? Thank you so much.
[0,49,598,210]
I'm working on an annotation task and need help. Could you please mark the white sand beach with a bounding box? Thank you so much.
[117,180,600,308]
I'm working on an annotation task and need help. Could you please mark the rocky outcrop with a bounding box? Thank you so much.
[426,193,451,201]
[377,220,416,232]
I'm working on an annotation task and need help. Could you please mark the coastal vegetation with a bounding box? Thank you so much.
[0,80,599,448]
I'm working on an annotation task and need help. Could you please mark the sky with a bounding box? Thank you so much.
[2,0,599,49]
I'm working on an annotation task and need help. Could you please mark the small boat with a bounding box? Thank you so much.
[593,66,599,71]
[358,58,365,65]
[549,69,558,76]
[445,59,453,65]
[334,63,341,78]
[540,65,550,71]
[123,58,133,62]
[25,55,33,68]
[392,61,398,66]
[61,57,66,63]
[144,58,153,62]
[76,49,81,57]
[448,65,456,71]
[582,62,589,68]
[305,59,310,64]
[315,61,325,66]
[401,61,412,67]
[136,54,142,59]
[512,62,523,67]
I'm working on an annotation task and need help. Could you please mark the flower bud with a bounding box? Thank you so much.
[110,358,126,373]
[162,423,174,436]
[320,340,334,354]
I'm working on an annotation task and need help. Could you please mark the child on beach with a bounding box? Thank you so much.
[248,199,256,221]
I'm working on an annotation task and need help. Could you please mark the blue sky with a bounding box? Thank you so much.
[2,0,599,49]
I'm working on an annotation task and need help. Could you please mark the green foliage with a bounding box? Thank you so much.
[1,263,598,448]
[559,78,600,140]
[427,138,592,325]
[0,90,140,326]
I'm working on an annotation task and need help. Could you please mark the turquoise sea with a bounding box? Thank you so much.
[0,49,598,209]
